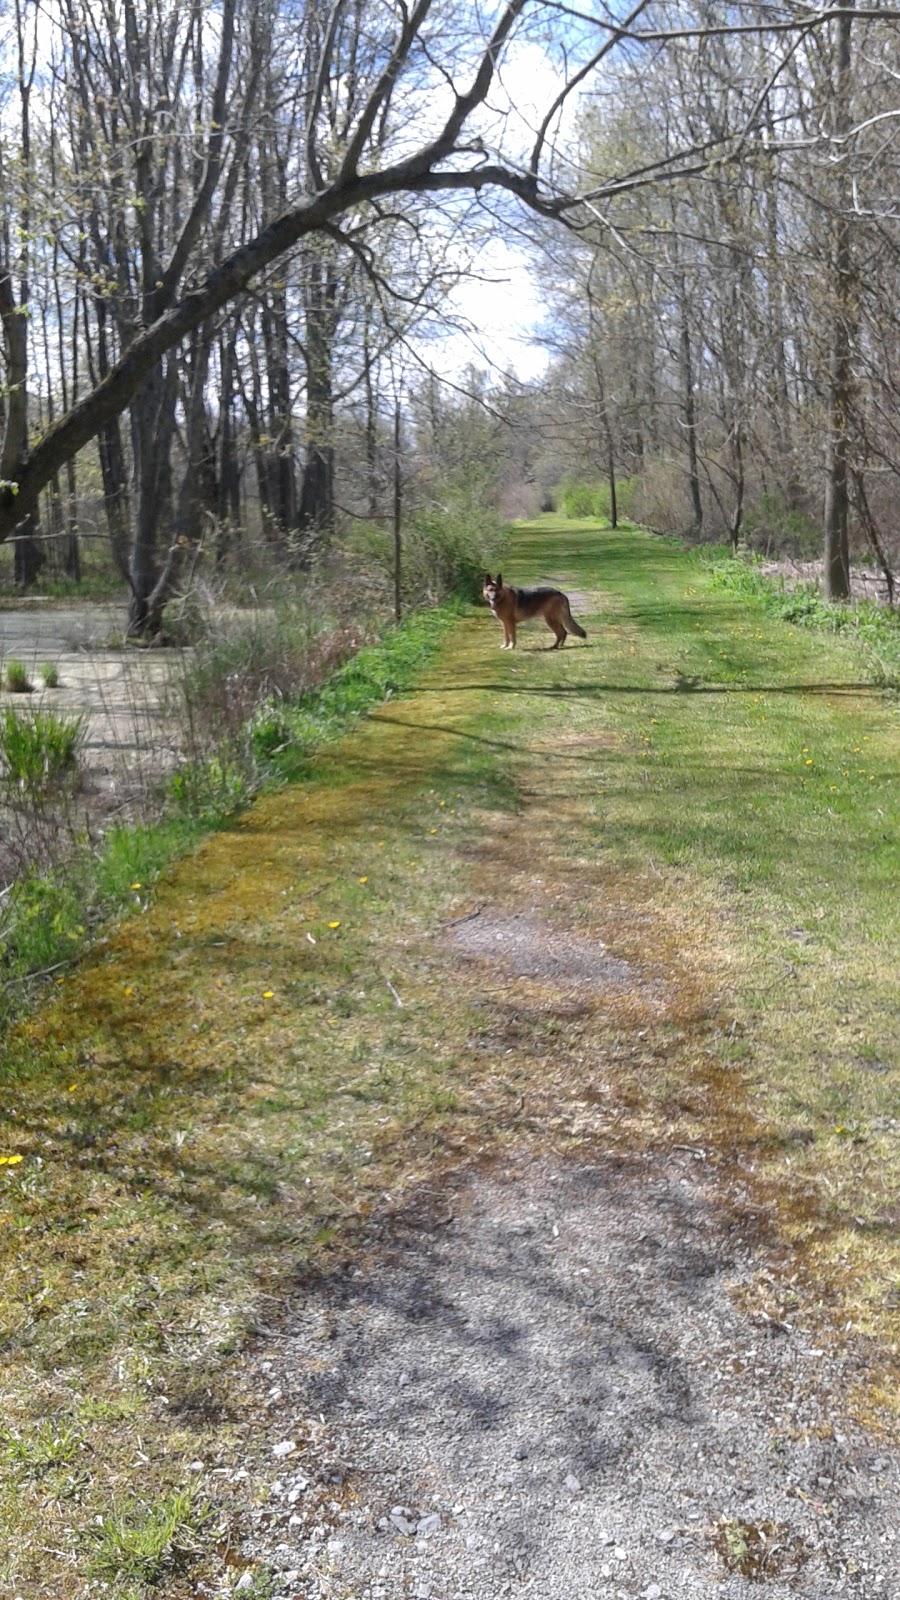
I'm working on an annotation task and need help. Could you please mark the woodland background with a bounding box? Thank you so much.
[0,1,899,620]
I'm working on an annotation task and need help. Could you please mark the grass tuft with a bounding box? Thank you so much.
[2,1419,81,1477]
[0,705,85,793]
[38,661,60,688]
[4,658,31,693]
[86,1486,205,1586]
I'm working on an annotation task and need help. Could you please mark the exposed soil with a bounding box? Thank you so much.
[451,910,642,996]
[234,896,898,1599]
[239,1152,899,1599]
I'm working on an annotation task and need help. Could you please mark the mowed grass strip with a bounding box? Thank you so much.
[486,518,899,1343]
[0,519,897,1595]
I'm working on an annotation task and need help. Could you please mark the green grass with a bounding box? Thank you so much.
[492,519,898,1256]
[0,518,896,1596]
[704,548,900,684]
[0,705,84,792]
[0,603,458,1016]
[2,1418,81,1477]
[0,570,127,603]
[253,601,466,780]
[4,658,31,693]
[87,1486,205,1586]
[39,661,60,688]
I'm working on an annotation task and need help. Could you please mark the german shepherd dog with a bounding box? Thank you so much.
[482,573,587,650]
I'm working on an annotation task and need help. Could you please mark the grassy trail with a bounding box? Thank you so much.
[2,518,898,1596]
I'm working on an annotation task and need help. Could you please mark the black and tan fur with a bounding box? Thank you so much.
[482,573,587,650]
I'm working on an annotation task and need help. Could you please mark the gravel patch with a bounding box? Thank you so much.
[449,910,651,1000]
[238,1153,899,1598]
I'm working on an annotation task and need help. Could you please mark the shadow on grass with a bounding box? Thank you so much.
[409,680,880,700]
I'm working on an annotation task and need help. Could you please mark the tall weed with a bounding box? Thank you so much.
[0,707,85,795]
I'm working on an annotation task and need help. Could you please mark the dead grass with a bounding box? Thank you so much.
[0,518,897,1594]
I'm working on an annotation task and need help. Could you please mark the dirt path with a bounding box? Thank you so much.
[223,561,898,1595]
[239,1153,897,1599]
[4,524,897,1600]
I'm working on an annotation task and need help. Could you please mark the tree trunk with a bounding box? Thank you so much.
[679,280,703,533]
[823,0,854,601]
[298,249,337,553]
[127,358,178,635]
[593,357,617,528]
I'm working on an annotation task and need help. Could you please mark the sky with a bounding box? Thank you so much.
[415,36,583,387]
[434,244,551,384]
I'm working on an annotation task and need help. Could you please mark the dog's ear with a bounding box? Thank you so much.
[483,573,492,584]
[496,572,502,587]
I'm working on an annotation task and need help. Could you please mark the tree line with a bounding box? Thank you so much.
[1,1,898,626]
[532,1,900,599]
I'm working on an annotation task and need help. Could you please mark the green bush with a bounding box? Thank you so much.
[0,873,86,979]
[353,491,507,606]
[0,706,85,793]
[39,662,60,688]
[741,492,821,558]
[560,479,638,520]
[168,754,251,820]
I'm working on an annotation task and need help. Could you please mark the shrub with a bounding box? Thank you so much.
[741,492,821,558]
[0,872,86,978]
[560,479,638,521]
[4,659,31,693]
[352,486,507,606]
[0,707,85,794]
[39,662,60,688]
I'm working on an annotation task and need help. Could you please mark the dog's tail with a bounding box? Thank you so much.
[564,602,587,639]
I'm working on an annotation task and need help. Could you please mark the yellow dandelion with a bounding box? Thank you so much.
[359,876,368,884]
[262,990,274,999]
[0,1155,23,1166]
[68,1083,78,1092]
[131,881,142,890]
[124,986,133,996]
[429,827,438,834]
[328,920,341,929]
[805,759,813,766]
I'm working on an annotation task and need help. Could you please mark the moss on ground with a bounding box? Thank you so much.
[1,517,897,1596]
